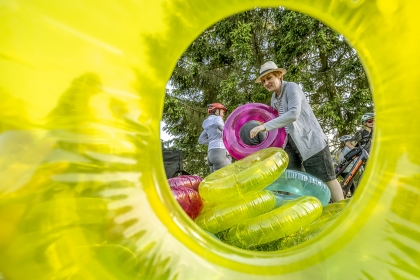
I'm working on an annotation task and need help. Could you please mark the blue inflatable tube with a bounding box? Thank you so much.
[265,169,331,206]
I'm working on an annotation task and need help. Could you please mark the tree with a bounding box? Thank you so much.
[162,7,373,177]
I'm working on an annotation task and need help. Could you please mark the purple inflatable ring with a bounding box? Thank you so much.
[223,103,287,160]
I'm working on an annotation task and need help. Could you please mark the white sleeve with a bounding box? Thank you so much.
[264,83,303,131]
[198,130,209,144]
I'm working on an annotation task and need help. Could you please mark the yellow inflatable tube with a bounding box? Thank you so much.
[225,196,323,249]
[277,199,351,250]
[195,190,276,234]
[1,0,420,279]
[199,147,288,203]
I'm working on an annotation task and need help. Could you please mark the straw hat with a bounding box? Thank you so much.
[255,61,287,83]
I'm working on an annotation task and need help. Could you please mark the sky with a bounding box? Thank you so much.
[160,121,172,141]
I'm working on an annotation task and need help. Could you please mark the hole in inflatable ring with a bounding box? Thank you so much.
[239,120,267,146]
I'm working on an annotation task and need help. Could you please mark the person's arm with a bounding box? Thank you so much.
[263,83,303,131]
[250,83,303,138]
[349,130,363,147]
[345,141,355,149]
[198,130,209,144]
[215,116,224,131]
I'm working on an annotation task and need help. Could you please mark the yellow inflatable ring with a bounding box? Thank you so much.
[225,196,323,249]
[276,199,351,250]
[0,0,419,279]
[195,190,277,234]
[198,147,288,203]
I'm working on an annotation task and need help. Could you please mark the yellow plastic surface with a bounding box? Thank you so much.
[225,196,323,249]
[195,190,276,234]
[199,147,288,203]
[1,0,420,279]
[277,199,351,250]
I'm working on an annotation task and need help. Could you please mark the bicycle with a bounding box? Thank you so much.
[335,134,371,198]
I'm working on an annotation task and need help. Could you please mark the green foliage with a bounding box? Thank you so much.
[162,7,373,177]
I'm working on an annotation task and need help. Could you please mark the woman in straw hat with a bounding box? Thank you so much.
[250,61,344,202]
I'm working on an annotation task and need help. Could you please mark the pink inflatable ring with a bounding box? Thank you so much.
[223,103,287,160]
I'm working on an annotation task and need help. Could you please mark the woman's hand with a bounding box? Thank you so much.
[250,125,266,139]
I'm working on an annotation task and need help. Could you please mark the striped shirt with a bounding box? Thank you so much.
[273,91,288,133]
